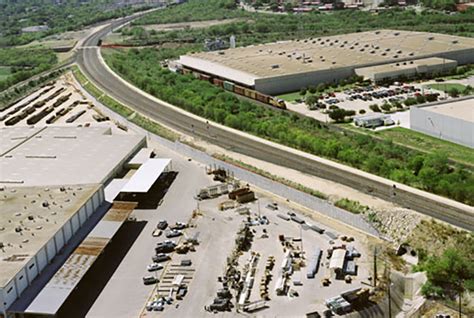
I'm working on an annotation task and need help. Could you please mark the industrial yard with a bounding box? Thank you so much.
[0,74,122,131]
[126,165,378,317]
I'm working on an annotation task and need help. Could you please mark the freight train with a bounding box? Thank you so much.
[179,68,286,110]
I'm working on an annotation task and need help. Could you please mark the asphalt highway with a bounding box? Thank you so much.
[76,17,474,231]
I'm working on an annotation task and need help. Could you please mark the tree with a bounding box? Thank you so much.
[448,87,459,98]
[421,248,474,301]
[299,87,307,96]
[284,2,294,12]
[369,104,381,112]
[305,94,318,106]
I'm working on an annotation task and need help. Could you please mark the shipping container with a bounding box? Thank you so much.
[306,248,322,278]
[255,92,269,103]
[223,81,234,92]
[229,188,250,200]
[310,224,325,234]
[213,78,224,87]
[200,74,211,82]
[277,214,290,221]
[243,88,257,99]
[234,85,245,96]
[236,191,255,203]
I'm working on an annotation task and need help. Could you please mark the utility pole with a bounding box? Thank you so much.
[387,261,392,318]
[458,281,462,318]
[373,247,377,287]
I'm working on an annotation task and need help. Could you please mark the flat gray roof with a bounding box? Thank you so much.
[0,126,145,187]
[179,29,474,84]
[424,98,474,122]
[0,184,101,288]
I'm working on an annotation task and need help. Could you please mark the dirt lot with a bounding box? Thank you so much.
[0,73,127,134]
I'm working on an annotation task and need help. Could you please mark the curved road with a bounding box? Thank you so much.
[76,17,474,231]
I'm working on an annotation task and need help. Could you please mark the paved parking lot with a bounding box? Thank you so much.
[287,80,461,128]
[86,143,211,318]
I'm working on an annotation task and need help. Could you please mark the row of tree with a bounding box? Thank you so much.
[105,48,474,205]
[0,48,57,92]
[0,0,153,47]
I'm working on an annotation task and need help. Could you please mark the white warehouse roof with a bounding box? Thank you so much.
[120,158,171,193]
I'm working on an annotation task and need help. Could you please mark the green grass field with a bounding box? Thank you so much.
[374,127,474,167]
[426,83,467,93]
[277,91,305,102]
[0,66,12,81]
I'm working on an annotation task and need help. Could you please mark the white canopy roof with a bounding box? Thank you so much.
[121,159,171,193]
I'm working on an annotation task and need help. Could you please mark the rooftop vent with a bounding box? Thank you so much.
[375,31,380,34]
[393,55,399,58]
[410,61,414,64]
[397,50,402,54]
[42,201,49,208]
[394,32,400,36]
[271,64,279,69]
[350,46,354,50]
[385,48,391,52]
[428,36,434,40]
[218,51,225,55]
[409,52,414,56]
[452,40,458,44]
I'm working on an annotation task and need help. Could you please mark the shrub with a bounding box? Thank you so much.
[369,104,381,112]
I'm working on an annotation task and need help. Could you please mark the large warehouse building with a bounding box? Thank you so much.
[178,29,474,94]
[410,98,474,148]
[0,185,104,316]
[0,126,147,317]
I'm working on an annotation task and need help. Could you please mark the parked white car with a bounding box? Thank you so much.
[147,263,164,272]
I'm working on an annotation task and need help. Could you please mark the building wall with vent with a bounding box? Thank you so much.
[255,66,354,95]
[0,186,104,317]
[410,105,474,148]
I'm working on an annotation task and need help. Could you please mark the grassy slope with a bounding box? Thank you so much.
[0,66,11,81]
[374,127,474,166]
[426,83,467,92]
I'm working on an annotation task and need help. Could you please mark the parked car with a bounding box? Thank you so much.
[143,276,159,285]
[157,220,168,230]
[180,259,192,266]
[152,229,162,237]
[166,229,182,238]
[176,285,188,300]
[152,253,171,263]
[147,263,164,272]
[155,241,176,253]
[170,222,187,230]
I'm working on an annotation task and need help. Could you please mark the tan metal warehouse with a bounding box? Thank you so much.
[178,30,474,95]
